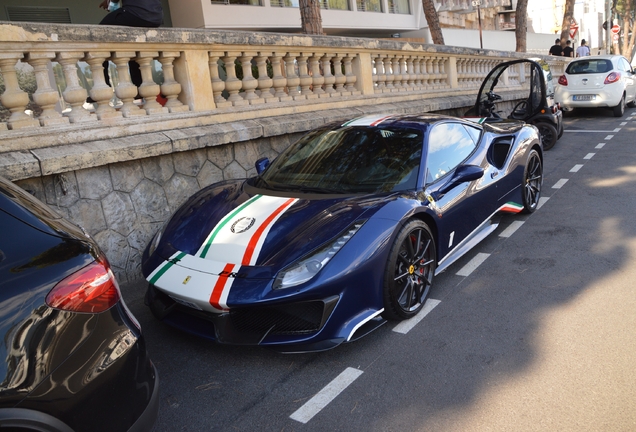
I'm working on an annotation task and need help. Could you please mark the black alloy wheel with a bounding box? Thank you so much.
[383,219,436,320]
[536,122,558,151]
[521,149,543,214]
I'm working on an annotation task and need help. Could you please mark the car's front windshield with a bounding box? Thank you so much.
[257,125,424,194]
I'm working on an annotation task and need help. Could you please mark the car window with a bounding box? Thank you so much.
[260,125,424,193]
[619,58,631,72]
[566,59,613,74]
[425,122,477,184]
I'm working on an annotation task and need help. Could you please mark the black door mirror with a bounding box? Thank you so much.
[431,164,484,200]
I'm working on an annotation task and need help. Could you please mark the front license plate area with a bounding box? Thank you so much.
[170,295,203,310]
[573,95,596,101]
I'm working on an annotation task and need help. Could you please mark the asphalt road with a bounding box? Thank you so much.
[121,107,636,432]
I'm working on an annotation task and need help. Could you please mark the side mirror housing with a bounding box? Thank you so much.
[255,157,270,174]
[431,164,484,200]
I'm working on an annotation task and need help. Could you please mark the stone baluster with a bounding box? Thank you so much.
[82,52,120,120]
[410,56,420,89]
[283,52,301,99]
[333,54,346,94]
[406,56,416,89]
[0,54,39,129]
[240,51,261,104]
[297,54,315,99]
[433,57,441,86]
[384,55,396,91]
[56,51,94,123]
[343,54,357,94]
[439,58,448,87]
[400,56,411,90]
[255,52,276,103]
[136,51,167,114]
[222,52,247,106]
[25,52,70,126]
[372,54,384,93]
[157,52,188,112]
[111,51,145,117]
[309,53,326,97]
[271,52,291,101]
[321,53,336,95]
[426,57,434,86]
[392,56,404,91]
[208,52,230,108]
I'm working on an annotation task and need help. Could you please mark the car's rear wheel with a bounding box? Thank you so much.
[613,94,626,117]
[521,149,543,214]
[535,122,558,150]
[382,219,436,320]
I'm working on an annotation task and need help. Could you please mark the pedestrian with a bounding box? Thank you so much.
[576,39,590,57]
[98,0,164,97]
[562,40,574,58]
[549,38,563,56]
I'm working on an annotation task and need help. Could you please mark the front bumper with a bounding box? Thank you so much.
[146,284,342,349]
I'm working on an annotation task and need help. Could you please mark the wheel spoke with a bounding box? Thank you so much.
[415,238,431,262]
[398,279,413,309]
[394,269,410,282]
[404,235,415,261]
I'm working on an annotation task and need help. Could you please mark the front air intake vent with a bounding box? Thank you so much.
[6,6,72,24]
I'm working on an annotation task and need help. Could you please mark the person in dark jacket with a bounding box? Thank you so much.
[549,38,563,56]
[98,0,163,93]
[562,40,574,58]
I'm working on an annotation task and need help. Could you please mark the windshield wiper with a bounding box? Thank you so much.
[292,185,342,194]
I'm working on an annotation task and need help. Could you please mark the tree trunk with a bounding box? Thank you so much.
[422,0,444,45]
[299,0,324,35]
[621,0,631,56]
[559,0,576,45]
[515,0,529,52]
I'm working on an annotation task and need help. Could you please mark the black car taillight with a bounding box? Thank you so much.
[46,258,121,313]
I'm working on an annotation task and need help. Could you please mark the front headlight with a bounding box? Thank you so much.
[273,220,366,290]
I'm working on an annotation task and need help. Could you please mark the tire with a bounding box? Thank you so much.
[627,98,636,108]
[521,149,543,214]
[382,219,436,320]
[613,94,626,117]
[535,122,558,151]
[557,119,564,139]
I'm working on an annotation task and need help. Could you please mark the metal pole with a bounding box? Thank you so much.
[478,5,483,49]
[605,0,612,54]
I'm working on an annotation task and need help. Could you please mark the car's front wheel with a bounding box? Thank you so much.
[521,149,543,214]
[535,122,558,150]
[382,219,436,320]
[613,94,626,117]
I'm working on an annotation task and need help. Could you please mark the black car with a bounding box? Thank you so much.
[466,58,564,150]
[0,176,158,431]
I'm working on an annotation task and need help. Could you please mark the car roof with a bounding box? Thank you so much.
[340,113,473,129]
[571,55,622,62]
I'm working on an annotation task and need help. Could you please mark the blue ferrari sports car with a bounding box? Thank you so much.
[142,114,543,352]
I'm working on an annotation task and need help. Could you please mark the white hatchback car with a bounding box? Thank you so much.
[555,55,636,117]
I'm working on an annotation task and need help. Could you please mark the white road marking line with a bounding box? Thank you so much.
[392,299,441,334]
[499,220,524,238]
[605,135,614,140]
[613,128,621,132]
[290,367,363,424]
[552,179,569,189]
[584,153,595,160]
[620,122,627,126]
[596,143,606,149]
[564,130,619,133]
[537,196,550,209]
[570,164,583,172]
[456,253,490,277]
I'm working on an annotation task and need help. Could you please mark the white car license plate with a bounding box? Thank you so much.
[573,95,596,101]
[169,295,202,310]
